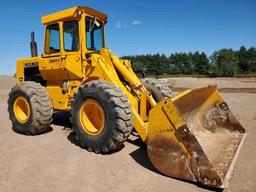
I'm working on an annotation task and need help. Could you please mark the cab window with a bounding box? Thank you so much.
[63,21,79,51]
[86,17,104,51]
[45,23,60,54]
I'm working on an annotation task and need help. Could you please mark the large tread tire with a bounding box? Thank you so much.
[142,78,173,102]
[8,81,53,135]
[71,80,133,154]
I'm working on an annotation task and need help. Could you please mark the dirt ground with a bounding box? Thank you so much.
[0,76,255,192]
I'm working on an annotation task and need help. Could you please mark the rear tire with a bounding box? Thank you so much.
[71,80,133,154]
[8,81,53,135]
[142,78,173,102]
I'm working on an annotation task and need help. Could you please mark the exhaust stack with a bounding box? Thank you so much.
[30,31,38,57]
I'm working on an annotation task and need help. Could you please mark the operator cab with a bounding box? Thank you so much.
[41,6,107,57]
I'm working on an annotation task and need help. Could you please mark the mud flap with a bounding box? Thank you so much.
[147,86,245,188]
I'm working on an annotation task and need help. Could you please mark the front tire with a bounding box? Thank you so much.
[71,80,133,154]
[142,78,173,102]
[8,81,53,135]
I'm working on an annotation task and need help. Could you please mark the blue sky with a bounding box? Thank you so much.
[0,0,255,75]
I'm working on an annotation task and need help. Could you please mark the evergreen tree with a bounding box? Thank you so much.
[247,47,256,72]
[193,52,209,74]
[210,49,238,77]
[121,46,255,77]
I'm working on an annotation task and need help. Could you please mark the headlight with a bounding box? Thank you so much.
[77,9,82,15]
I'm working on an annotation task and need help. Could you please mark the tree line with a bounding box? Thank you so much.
[121,46,256,77]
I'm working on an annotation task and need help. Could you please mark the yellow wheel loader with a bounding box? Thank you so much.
[8,6,245,188]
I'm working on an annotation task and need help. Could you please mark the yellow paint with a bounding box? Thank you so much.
[15,6,179,141]
[13,7,246,187]
[13,96,30,124]
[15,6,229,145]
[79,99,105,136]
[46,83,67,110]
[140,91,148,121]
[41,6,107,25]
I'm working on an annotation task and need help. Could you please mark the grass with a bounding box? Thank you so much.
[233,73,256,78]
[145,73,256,79]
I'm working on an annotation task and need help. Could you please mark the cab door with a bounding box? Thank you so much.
[62,20,83,80]
[40,23,68,80]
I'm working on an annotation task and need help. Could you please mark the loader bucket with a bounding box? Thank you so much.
[147,86,245,188]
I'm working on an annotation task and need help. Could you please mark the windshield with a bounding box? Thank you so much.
[86,17,104,51]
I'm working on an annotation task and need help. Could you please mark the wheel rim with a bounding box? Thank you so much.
[79,99,105,136]
[13,96,30,124]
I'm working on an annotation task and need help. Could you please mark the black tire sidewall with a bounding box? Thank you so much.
[143,83,163,102]
[72,86,116,149]
[142,78,172,102]
[9,88,33,133]
[149,88,163,102]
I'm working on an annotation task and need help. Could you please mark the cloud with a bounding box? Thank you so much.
[132,20,142,25]
[115,21,127,29]
[114,20,142,29]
